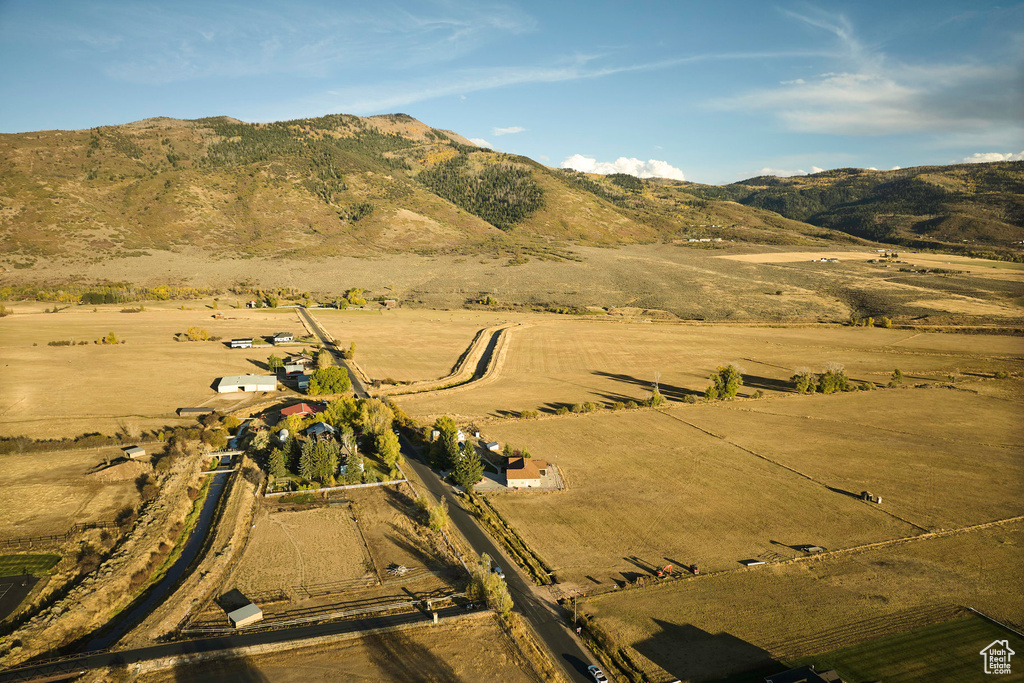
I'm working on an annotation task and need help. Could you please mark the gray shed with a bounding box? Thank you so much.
[227,603,263,628]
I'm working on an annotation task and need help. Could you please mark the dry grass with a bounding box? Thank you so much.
[481,404,923,586]
[0,301,304,438]
[0,446,141,538]
[228,505,374,601]
[396,321,1024,422]
[311,308,512,382]
[581,520,1024,682]
[137,613,540,683]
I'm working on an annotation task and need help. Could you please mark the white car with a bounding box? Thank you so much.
[587,665,608,682]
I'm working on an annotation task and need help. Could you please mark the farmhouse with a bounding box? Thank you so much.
[285,353,313,367]
[272,332,294,344]
[227,602,263,629]
[230,338,253,349]
[122,446,146,459]
[216,375,277,393]
[305,422,337,440]
[280,402,322,418]
[506,457,550,488]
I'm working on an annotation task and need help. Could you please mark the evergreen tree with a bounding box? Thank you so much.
[269,448,287,477]
[453,443,484,490]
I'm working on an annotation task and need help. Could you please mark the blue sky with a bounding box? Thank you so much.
[0,0,1021,184]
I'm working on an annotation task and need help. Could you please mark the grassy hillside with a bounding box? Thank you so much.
[0,113,860,263]
[680,164,1024,257]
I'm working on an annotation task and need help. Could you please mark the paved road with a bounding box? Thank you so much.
[296,307,369,398]
[398,435,598,683]
[0,606,476,683]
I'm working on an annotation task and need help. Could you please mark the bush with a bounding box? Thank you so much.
[570,403,584,414]
[751,390,763,399]
[682,394,698,404]
[611,401,625,411]
[994,370,1010,379]
[625,400,639,409]
[518,410,538,420]
[554,406,569,415]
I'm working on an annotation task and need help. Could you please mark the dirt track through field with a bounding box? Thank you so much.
[656,409,932,533]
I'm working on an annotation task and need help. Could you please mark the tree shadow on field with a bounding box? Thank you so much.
[825,485,864,500]
[738,374,794,394]
[363,624,463,682]
[623,556,658,574]
[247,359,270,371]
[592,371,702,400]
[633,619,781,682]
[174,652,269,683]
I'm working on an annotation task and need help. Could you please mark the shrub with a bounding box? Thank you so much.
[611,401,625,411]
[888,368,904,388]
[625,400,639,409]
[791,368,817,394]
[554,406,569,415]
[817,363,849,394]
[751,389,764,399]
[994,370,1010,379]
[570,403,584,414]
[518,410,538,420]
[682,394,698,404]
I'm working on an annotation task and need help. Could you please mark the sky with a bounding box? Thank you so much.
[0,0,1021,184]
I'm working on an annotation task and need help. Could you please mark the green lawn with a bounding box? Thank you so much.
[790,613,1024,683]
[0,553,61,577]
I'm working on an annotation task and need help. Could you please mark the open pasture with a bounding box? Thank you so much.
[138,613,540,683]
[0,447,142,539]
[228,505,374,602]
[683,386,1024,530]
[0,302,304,438]
[397,321,1024,422]
[580,519,1024,682]
[482,405,920,586]
[481,384,1023,585]
[311,307,516,382]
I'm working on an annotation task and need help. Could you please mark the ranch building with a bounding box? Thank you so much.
[272,332,294,344]
[296,373,312,391]
[122,446,146,459]
[216,375,278,393]
[227,602,264,629]
[229,338,253,349]
[486,441,500,452]
[506,457,550,488]
[280,402,322,418]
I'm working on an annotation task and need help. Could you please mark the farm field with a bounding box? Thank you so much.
[201,484,461,627]
[228,505,375,602]
[578,519,1024,682]
[482,404,918,585]
[480,386,1023,585]
[0,447,143,539]
[0,302,306,439]
[397,321,1024,422]
[311,307,519,382]
[138,613,541,683]
[789,614,1024,683]
[0,554,60,577]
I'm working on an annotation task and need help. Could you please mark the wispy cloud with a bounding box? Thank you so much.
[561,154,686,180]
[469,137,493,148]
[19,0,538,85]
[493,126,525,136]
[711,9,1023,144]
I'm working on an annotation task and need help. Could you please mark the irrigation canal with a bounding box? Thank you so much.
[85,468,233,651]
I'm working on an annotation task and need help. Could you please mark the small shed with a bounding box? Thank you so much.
[486,441,500,452]
[272,332,294,344]
[230,338,253,349]
[296,373,312,391]
[122,446,146,459]
[227,603,263,629]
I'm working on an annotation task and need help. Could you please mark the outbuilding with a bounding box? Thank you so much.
[229,338,253,349]
[272,332,294,344]
[227,603,263,629]
[280,402,322,418]
[486,441,500,452]
[216,375,278,393]
[122,446,146,459]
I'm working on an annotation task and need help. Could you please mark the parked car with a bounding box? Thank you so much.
[587,665,608,682]
[492,565,505,580]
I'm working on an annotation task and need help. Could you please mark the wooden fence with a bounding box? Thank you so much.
[0,521,118,550]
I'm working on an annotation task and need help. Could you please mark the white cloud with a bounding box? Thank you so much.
[711,10,1022,142]
[961,150,1024,163]
[752,165,827,177]
[468,138,493,149]
[891,166,901,170]
[493,126,525,136]
[560,154,685,180]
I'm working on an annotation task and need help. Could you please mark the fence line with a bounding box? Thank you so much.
[264,479,406,497]
[0,521,117,549]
